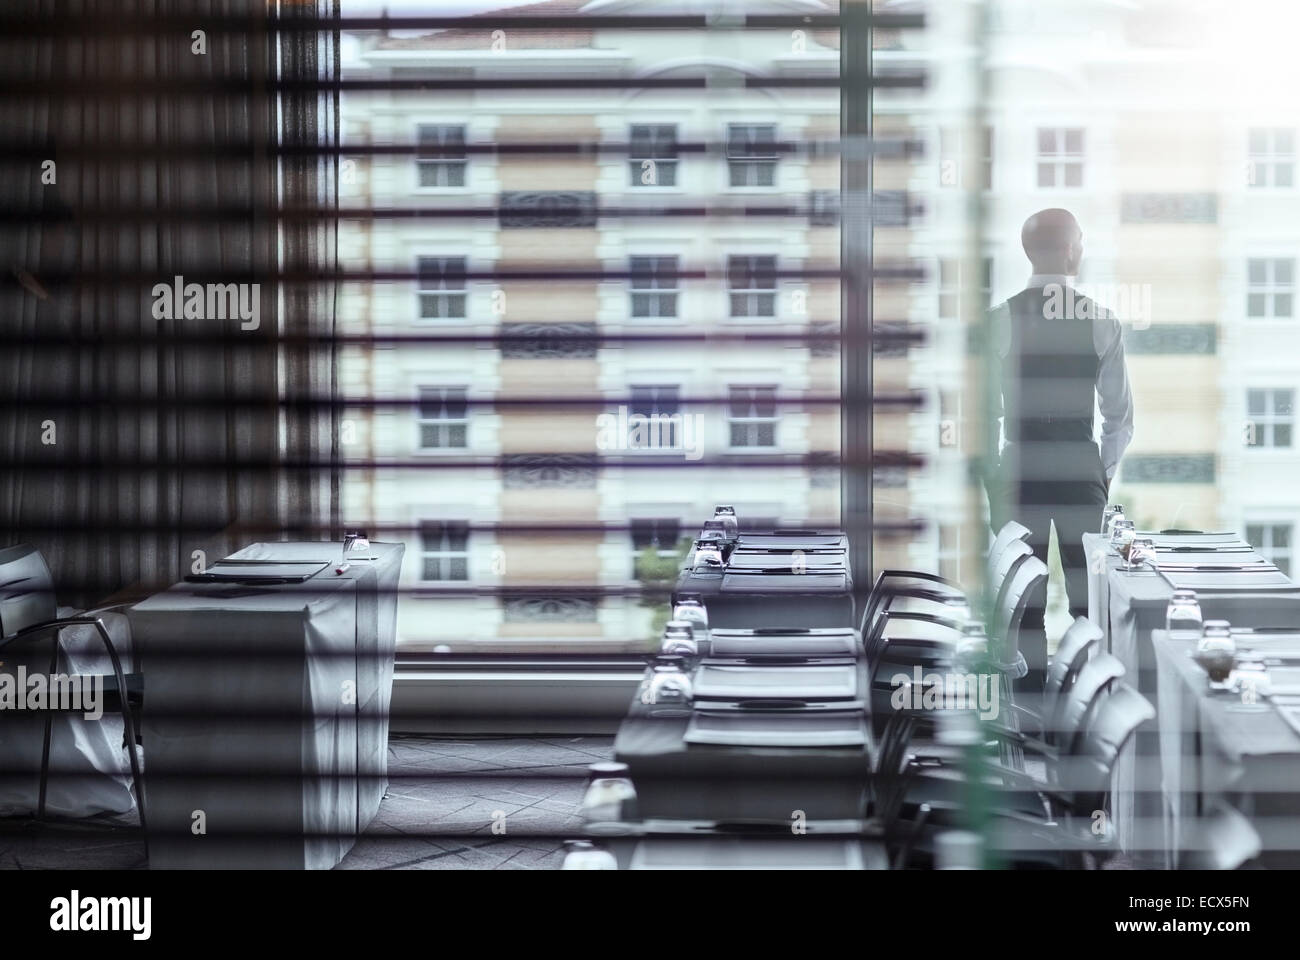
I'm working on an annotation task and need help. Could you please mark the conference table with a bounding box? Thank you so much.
[127,541,404,869]
[1155,628,1300,867]
[1083,530,1300,860]
[614,652,873,823]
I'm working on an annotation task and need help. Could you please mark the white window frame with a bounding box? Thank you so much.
[728,384,779,449]
[628,123,679,188]
[419,521,470,582]
[726,123,779,189]
[629,256,680,319]
[416,256,468,321]
[627,384,682,452]
[1246,257,1294,319]
[937,256,993,320]
[1248,127,1295,189]
[1035,127,1084,189]
[1245,520,1294,577]
[938,125,993,191]
[728,254,778,318]
[415,123,468,190]
[417,386,469,451]
[937,522,961,584]
[1246,387,1295,449]
[630,517,684,557]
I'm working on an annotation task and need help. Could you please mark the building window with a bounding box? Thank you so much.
[1248,127,1295,188]
[728,255,777,317]
[629,385,681,449]
[629,124,678,187]
[631,518,682,554]
[417,256,467,320]
[937,257,993,320]
[938,126,993,190]
[1036,127,1084,188]
[416,124,467,187]
[630,256,679,318]
[937,523,960,583]
[1247,258,1294,318]
[1246,522,1293,577]
[420,522,469,581]
[1246,388,1294,448]
[417,387,468,449]
[729,386,778,447]
[727,123,778,187]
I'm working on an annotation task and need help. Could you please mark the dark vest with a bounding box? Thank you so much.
[1001,285,1100,445]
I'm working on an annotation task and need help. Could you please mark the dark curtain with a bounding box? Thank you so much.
[0,0,340,607]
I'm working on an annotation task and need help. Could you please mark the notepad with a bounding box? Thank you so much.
[186,560,329,583]
[684,710,868,747]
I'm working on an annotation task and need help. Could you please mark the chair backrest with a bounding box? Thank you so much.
[991,553,1046,648]
[1046,617,1102,701]
[1053,652,1125,754]
[0,543,57,640]
[1178,803,1262,870]
[986,521,1032,579]
[989,540,1034,614]
[1067,682,1154,816]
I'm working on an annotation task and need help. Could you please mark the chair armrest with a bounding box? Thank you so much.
[876,569,964,591]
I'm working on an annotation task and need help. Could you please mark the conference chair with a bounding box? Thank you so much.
[0,544,146,839]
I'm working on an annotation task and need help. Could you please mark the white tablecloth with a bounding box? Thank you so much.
[127,541,403,869]
[0,607,139,820]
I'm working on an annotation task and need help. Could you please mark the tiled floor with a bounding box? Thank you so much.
[336,734,613,870]
[0,735,614,870]
[0,734,1132,869]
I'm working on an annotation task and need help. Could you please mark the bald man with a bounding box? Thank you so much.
[987,209,1134,691]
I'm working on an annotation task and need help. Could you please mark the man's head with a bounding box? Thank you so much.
[1021,208,1082,276]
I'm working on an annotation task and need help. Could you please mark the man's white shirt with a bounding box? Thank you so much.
[987,273,1135,481]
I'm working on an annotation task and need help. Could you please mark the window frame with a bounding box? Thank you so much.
[727,254,779,319]
[1245,520,1294,577]
[1247,126,1296,189]
[1035,126,1084,189]
[629,255,680,319]
[419,521,471,583]
[626,383,683,453]
[630,517,684,557]
[414,122,469,191]
[726,122,780,189]
[416,386,469,452]
[628,123,680,188]
[937,255,993,320]
[1246,386,1295,449]
[727,384,779,449]
[1246,257,1295,319]
[416,255,469,322]
[938,124,993,191]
